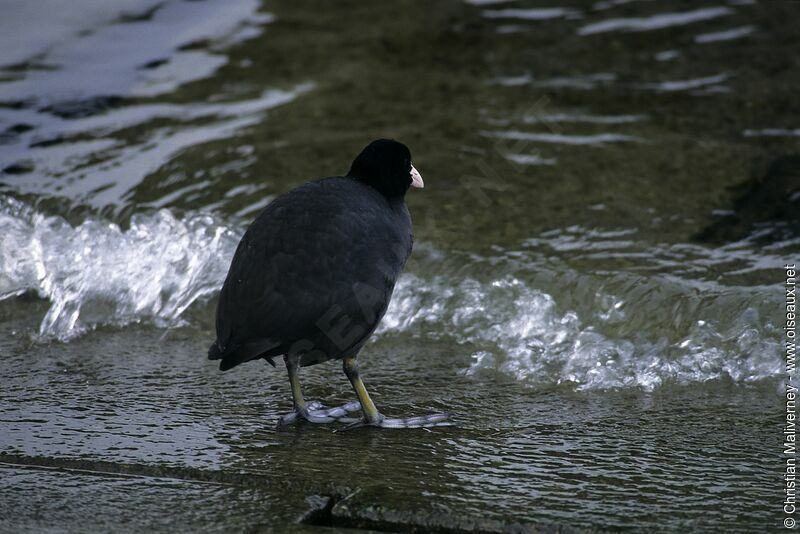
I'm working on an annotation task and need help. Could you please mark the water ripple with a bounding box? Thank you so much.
[578,7,733,35]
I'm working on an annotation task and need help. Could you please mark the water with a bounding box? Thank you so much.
[0,0,793,531]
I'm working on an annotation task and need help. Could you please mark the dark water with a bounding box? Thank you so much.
[0,0,795,531]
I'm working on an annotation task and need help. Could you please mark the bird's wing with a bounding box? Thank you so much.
[212,180,411,368]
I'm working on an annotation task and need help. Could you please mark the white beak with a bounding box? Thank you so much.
[410,164,424,189]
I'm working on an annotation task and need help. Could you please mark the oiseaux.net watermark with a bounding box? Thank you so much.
[785,263,797,529]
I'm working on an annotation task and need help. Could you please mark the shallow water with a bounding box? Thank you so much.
[0,0,794,531]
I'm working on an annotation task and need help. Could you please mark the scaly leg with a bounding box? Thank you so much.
[276,358,361,427]
[340,356,453,430]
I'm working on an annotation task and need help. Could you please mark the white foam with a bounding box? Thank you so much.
[0,202,786,391]
[0,197,240,340]
[381,272,781,391]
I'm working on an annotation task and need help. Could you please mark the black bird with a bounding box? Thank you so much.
[209,139,451,429]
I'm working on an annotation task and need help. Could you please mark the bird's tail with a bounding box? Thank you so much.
[208,341,224,360]
[208,339,280,371]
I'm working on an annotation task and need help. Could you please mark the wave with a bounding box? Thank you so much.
[382,273,782,391]
[0,197,240,340]
[0,198,784,391]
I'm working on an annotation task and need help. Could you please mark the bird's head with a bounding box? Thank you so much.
[347,139,424,198]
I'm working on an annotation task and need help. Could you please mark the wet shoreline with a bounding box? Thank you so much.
[0,0,794,530]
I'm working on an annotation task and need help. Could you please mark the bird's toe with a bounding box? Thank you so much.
[380,412,454,428]
[276,401,363,427]
[276,411,301,427]
[336,411,454,431]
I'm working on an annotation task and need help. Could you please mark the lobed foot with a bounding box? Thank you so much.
[277,400,362,427]
[338,412,454,431]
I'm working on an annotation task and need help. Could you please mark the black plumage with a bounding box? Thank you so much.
[209,139,449,429]
[210,175,412,370]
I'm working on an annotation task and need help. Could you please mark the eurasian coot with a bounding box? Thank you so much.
[209,139,451,429]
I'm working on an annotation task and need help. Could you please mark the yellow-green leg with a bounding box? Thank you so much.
[341,356,453,430]
[343,356,384,425]
[287,358,306,411]
[276,358,361,427]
